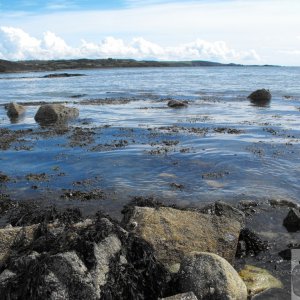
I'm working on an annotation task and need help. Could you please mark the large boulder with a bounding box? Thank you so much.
[178,252,247,300]
[35,104,79,125]
[248,89,271,106]
[239,265,283,297]
[124,206,243,271]
[6,102,26,118]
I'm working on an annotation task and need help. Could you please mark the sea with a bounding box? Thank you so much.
[0,66,300,217]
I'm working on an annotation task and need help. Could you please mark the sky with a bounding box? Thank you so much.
[0,0,300,65]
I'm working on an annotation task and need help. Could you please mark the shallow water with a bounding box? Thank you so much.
[1,66,300,216]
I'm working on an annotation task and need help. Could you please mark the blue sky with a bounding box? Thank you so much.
[0,0,300,65]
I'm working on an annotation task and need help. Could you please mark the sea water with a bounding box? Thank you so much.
[0,66,300,216]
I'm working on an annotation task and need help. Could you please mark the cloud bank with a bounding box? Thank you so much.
[0,26,260,63]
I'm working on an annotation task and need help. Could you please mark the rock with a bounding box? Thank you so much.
[35,104,79,125]
[0,224,38,266]
[248,89,271,106]
[47,251,97,299]
[252,288,290,300]
[279,243,300,260]
[0,173,9,182]
[269,199,300,209]
[167,100,188,108]
[6,102,26,118]
[283,208,300,232]
[214,201,246,227]
[42,73,85,78]
[124,206,242,271]
[236,228,268,258]
[292,264,300,296]
[161,292,198,300]
[178,252,247,300]
[91,234,122,297]
[239,265,283,297]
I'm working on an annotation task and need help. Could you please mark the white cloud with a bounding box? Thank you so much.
[0,26,260,63]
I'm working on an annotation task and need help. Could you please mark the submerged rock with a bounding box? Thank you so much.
[35,104,79,125]
[178,252,247,300]
[167,100,188,108]
[239,265,283,297]
[248,89,271,106]
[42,73,85,78]
[6,102,26,118]
[283,208,300,232]
[124,206,243,271]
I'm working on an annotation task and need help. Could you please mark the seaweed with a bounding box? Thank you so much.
[236,228,269,258]
[100,235,169,300]
[8,203,83,226]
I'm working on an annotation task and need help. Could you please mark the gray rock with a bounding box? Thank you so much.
[161,292,198,300]
[269,199,300,209]
[214,201,246,227]
[0,269,17,297]
[248,89,271,106]
[252,288,290,300]
[48,251,97,300]
[283,208,300,232]
[168,100,188,108]
[178,252,247,300]
[0,224,38,266]
[6,102,26,118]
[35,104,79,125]
[125,206,242,271]
[91,234,122,297]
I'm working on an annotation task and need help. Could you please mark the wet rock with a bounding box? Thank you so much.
[0,224,38,265]
[292,264,300,297]
[278,243,300,260]
[124,206,242,271]
[269,199,300,209]
[46,251,97,299]
[178,252,247,300]
[0,214,169,299]
[239,265,283,297]
[42,73,85,78]
[6,102,26,118]
[248,89,271,106]
[252,288,290,300]
[236,228,268,258]
[161,292,198,300]
[0,173,9,183]
[214,201,245,226]
[167,100,188,108]
[283,208,300,232]
[91,234,122,297]
[35,104,79,125]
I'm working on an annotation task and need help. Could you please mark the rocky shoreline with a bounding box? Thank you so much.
[0,195,298,299]
[0,89,299,299]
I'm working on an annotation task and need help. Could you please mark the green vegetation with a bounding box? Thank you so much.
[0,58,242,73]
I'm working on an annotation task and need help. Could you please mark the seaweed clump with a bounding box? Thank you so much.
[0,205,170,300]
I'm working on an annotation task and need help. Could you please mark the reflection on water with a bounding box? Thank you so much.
[0,67,300,215]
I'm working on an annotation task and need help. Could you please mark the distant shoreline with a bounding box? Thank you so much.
[0,58,280,74]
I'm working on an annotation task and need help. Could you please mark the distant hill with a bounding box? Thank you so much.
[0,58,242,73]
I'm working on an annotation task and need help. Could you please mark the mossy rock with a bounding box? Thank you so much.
[239,265,283,296]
